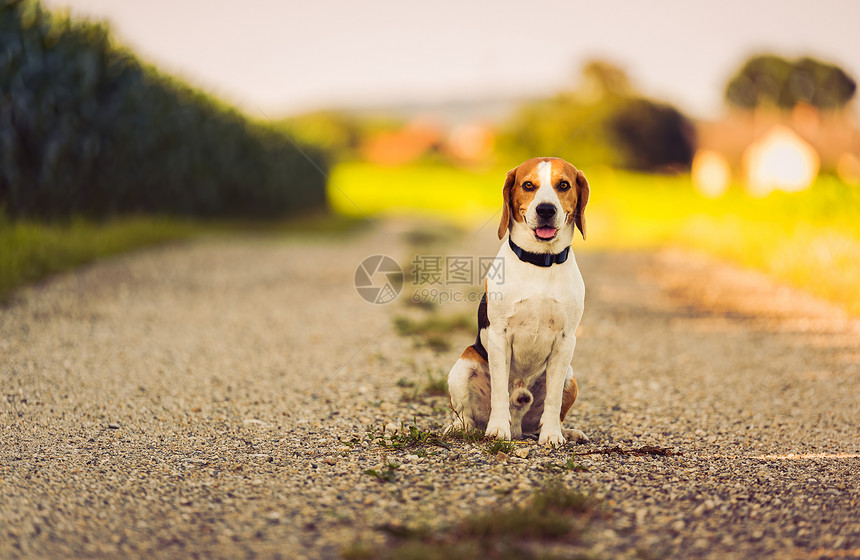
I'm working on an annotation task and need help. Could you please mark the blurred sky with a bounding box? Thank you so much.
[42,0,860,119]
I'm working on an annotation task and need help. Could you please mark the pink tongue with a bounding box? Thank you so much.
[535,227,557,239]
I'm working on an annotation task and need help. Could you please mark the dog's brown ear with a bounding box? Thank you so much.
[497,167,517,239]
[574,170,590,240]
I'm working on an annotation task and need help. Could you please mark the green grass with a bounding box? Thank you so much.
[0,211,365,303]
[484,439,517,455]
[422,370,448,397]
[370,423,452,451]
[369,421,532,454]
[332,162,860,316]
[460,480,593,540]
[330,162,500,222]
[587,168,860,315]
[0,214,196,302]
[393,314,474,351]
[364,462,400,483]
[542,457,590,473]
[442,425,485,444]
[397,370,449,403]
[344,479,596,560]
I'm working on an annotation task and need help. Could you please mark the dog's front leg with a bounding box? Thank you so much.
[539,335,577,446]
[484,326,512,440]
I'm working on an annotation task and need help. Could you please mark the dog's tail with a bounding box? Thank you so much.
[509,387,534,440]
[509,387,533,411]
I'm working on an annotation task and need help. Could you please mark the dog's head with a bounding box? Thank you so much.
[497,157,589,248]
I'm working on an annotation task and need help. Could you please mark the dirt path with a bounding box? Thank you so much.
[1,225,858,559]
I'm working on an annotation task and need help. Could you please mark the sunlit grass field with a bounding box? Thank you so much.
[331,161,860,316]
[0,215,197,302]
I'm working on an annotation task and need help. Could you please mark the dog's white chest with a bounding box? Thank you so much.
[508,295,566,376]
[486,249,585,383]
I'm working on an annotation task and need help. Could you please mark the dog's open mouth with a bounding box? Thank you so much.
[534,226,558,240]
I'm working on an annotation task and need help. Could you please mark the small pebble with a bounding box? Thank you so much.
[513,448,531,459]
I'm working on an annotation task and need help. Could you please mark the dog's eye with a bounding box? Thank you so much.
[522,181,535,191]
[557,181,570,191]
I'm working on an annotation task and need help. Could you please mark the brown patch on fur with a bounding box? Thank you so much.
[559,374,579,421]
[497,167,517,239]
[508,167,538,227]
[573,169,589,239]
[460,345,488,364]
[554,164,578,220]
[550,159,588,240]
[467,365,491,431]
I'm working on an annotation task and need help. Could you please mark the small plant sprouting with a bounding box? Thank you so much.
[484,438,517,455]
[442,417,485,444]
[392,314,472,351]
[340,436,362,448]
[397,370,447,402]
[369,422,451,451]
[562,456,588,472]
[423,370,448,396]
[364,461,400,483]
[542,456,589,473]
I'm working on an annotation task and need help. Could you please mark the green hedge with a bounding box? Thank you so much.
[0,0,328,219]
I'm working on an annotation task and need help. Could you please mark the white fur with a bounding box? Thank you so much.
[446,357,476,431]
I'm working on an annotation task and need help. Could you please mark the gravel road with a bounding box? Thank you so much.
[2,223,859,559]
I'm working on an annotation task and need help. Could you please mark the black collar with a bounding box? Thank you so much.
[508,236,570,267]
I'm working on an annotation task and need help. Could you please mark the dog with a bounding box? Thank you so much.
[447,157,590,445]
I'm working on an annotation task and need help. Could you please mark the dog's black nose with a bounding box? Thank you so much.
[535,203,557,219]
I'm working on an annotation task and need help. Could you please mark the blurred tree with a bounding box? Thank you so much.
[497,92,622,169]
[0,0,328,219]
[498,60,695,171]
[278,111,362,160]
[725,54,857,110]
[581,59,633,99]
[608,99,695,171]
[279,111,416,163]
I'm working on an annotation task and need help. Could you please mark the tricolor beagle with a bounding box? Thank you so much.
[447,157,590,445]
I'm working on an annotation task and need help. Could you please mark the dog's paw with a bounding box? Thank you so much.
[562,428,590,444]
[538,430,566,447]
[485,421,512,441]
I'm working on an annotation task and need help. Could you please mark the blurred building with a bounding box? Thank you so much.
[693,106,860,196]
[742,125,819,196]
[360,117,445,165]
[444,122,495,165]
[359,116,495,166]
